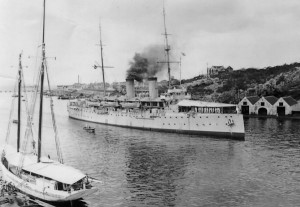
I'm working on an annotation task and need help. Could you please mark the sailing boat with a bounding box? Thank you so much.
[1,0,97,202]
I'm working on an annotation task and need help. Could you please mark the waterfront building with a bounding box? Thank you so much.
[254,96,278,115]
[88,87,116,98]
[24,85,38,92]
[55,83,87,96]
[238,96,260,115]
[292,101,300,115]
[72,83,87,90]
[274,96,298,116]
[57,83,87,91]
[239,96,300,116]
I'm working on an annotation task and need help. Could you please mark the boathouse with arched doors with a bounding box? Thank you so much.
[254,96,278,116]
[274,96,298,116]
[238,96,260,115]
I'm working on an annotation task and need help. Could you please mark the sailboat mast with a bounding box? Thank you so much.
[17,53,22,153]
[163,3,171,88]
[38,0,46,163]
[99,23,106,97]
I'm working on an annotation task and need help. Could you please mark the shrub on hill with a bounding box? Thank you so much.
[186,62,300,101]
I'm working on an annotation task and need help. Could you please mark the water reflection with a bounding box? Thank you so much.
[124,140,196,206]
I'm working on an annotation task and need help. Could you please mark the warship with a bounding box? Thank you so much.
[67,5,245,140]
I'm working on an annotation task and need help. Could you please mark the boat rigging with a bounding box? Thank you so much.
[157,1,179,88]
[1,0,97,202]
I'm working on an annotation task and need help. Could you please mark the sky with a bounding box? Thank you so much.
[1,0,300,90]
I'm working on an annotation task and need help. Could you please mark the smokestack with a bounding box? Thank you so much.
[148,77,158,99]
[126,78,135,99]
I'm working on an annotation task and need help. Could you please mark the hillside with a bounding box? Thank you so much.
[179,62,300,103]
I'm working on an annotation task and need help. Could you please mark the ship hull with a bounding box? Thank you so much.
[0,161,97,202]
[68,106,245,140]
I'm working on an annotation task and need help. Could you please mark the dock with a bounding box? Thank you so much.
[0,178,55,207]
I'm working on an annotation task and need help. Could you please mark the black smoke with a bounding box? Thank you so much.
[126,45,166,82]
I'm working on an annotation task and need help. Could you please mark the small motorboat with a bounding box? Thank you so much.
[83,125,95,133]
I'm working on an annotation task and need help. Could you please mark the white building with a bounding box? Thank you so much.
[274,96,298,116]
[208,66,233,76]
[238,96,260,115]
[254,96,278,115]
[239,95,300,116]
[292,101,300,115]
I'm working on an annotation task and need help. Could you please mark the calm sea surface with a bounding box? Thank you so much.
[0,93,300,207]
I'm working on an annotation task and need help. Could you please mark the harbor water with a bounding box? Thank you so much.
[0,93,300,207]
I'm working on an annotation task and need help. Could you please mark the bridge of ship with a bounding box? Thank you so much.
[177,100,238,114]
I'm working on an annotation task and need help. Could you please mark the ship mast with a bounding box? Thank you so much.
[94,22,113,97]
[17,53,22,153]
[162,3,171,89]
[99,23,106,96]
[157,2,180,89]
[37,0,46,163]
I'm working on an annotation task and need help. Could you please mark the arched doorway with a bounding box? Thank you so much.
[258,108,267,116]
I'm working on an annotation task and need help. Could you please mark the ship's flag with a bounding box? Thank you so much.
[181,52,186,56]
